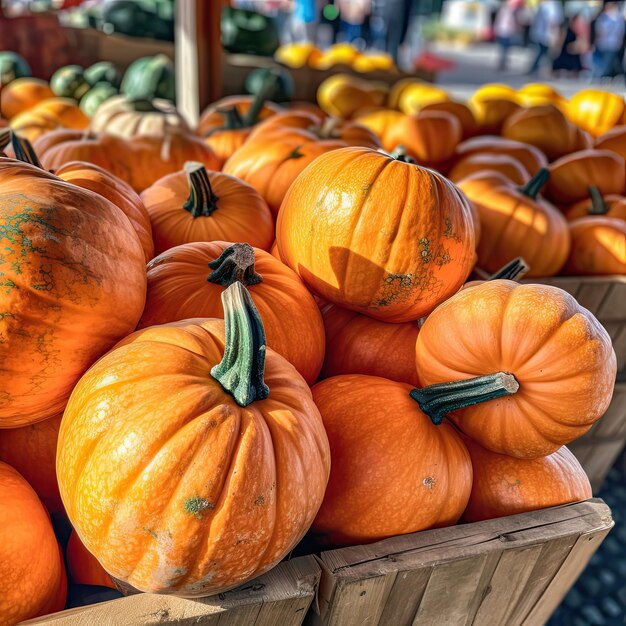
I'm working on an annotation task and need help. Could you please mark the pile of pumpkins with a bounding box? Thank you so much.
[0,53,622,625]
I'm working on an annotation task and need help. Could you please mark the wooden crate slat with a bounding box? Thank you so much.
[21,556,320,626]
[376,568,433,626]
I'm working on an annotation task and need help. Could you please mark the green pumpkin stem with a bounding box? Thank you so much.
[390,145,416,164]
[221,106,245,130]
[10,132,42,168]
[207,243,263,287]
[0,128,11,153]
[243,71,279,127]
[410,372,519,426]
[128,98,159,112]
[518,168,549,200]
[183,161,219,217]
[490,257,529,281]
[211,281,269,407]
[588,185,609,215]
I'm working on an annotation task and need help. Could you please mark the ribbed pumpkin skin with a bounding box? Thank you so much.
[198,97,281,136]
[0,462,67,625]
[277,147,476,323]
[55,161,155,262]
[462,440,591,522]
[67,531,115,589]
[415,281,617,458]
[565,194,626,221]
[0,159,147,426]
[311,375,472,548]
[205,129,251,168]
[564,217,626,275]
[139,242,325,384]
[57,319,330,596]
[546,149,626,206]
[320,303,419,385]
[420,100,478,140]
[449,153,531,185]
[141,170,275,255]
[566,90,625,137]
[595,124,626,160]
[457,176,570,277]
[455,136,548,176]
[0,414,63,516]
[10,97,89,141]
[0,77,54,119]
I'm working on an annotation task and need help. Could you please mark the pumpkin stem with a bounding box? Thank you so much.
[183,161,219,217]
[217,106,245,131]
[588,186,609,215]
[128,98,159,113]
[390,145,416,164]
[243,71,279,126]
[0,128,10,153]
[410,372,519,426]
[207,243,264,287]
[10,132,42,169]
[211,281,269,407]
[490,257,529,281]
[319,116,340,138]
[518,168,549,200]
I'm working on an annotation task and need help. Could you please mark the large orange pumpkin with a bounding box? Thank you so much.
[414,280,617,458]
[58,282,330,596]
[277,147,476,322]
[0,461,67,625]
[563,217,626,275]
[545,149,626,206]
[455,136,548,175]
[449,152,531,185]
[0,77,55,119]
[457,169,570,276]
[502,105,592,161]
[67,531,115,589]
[320,303,419,385]
[311,375,472,548]
[141,163,274,255]
[55,161,155,262]
[462,440,591,522]
[0,414,63,517]
[0,158,147,426]
[564,188,626,222]
[139,242,325,385]
[595,124,626,160]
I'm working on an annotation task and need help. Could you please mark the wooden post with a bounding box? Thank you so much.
[175,0,223,127]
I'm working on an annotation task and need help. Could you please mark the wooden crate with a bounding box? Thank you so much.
[22,500,611,625]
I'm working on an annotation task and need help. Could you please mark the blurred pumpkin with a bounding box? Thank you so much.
[310,43,360,70]
[274,42,323,68]
[566,89,625,137]
[449,153,531,185]
[468,97,521,135]
[198,95,281,136]
[352,51,396,73]
[564,217,626,275]
[10,97,89,141]
[317,74,387,119]
[388,78,449,111]
[516,83,565,108]
[420,100,478,139]
[565,187,626,222]
[595,124,626,160]
[0,77,54,120]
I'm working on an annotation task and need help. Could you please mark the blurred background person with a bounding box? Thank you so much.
[527,0,564,76]
[591,0,625,79]
[291,0,320,43]
[337,0,371,44]
[493,0,525,71]
[370,0,409,62]
[552,12,589,76]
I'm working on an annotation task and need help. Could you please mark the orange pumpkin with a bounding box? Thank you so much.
[462,440,591,522]
[141,163,274,255]
[139,242,325,385]
[545,149,626,206]
[0,159,147,426]
[563,217,626,275]
[468,97,521,135]
[55,161,155,262]
[270,239,282,261]
[10,97,89,141]
[457,169,570,277]
[320,303,419,385]
[502,105,592,161]
[33,129,134,183]
[311,375,472,548]
[565,188,626,222]
[58,282,330,596]
[67,531,115,589]
[455,136,548,176]
[449,153,531,185]
[595,124,626,160]
[420,100,478,139]
[198,95,281,136]
[223,128,346,217]
[277,147,476,322]
[414,280,617,458]
[0,77,55,119]
[0,414,63,518]
[0,461,67,625]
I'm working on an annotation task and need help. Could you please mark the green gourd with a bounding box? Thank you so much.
[120,54,175,102]
[0,52,31,87]
[50,65,90,101]
[84,62,121,88]
[80,83,119,117]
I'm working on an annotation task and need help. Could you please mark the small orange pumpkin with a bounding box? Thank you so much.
[595,124,626,160]
[0,77,55,119]
[468,98,521,135]
[10,97,89,141]
[449,153,531,185]
[141,163,274,255]
[420,100,478,139]
[564,187,626,222]
[198,95,281,136]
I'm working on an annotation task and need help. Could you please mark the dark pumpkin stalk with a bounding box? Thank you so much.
[390,145,416,164]
[211,281,270,407]
[490,257,529,281]
[518,168,549,200]
[183,161,219,217]
[410,372,519,426]
[10,132,42,169]
[218,106,245,131]
[243,71,279,127]
[0,128,10,153]
[588,185,609,215]
[207,243,263,287]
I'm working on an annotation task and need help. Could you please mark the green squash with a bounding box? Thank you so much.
[0,52,31,87]
[100,0,174,41]
[245,67,294,104]
[80,82,119,117]
[221,7,280,57]
[84,62,121,88]
[120,54,175,102]
[50,65,90,101]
